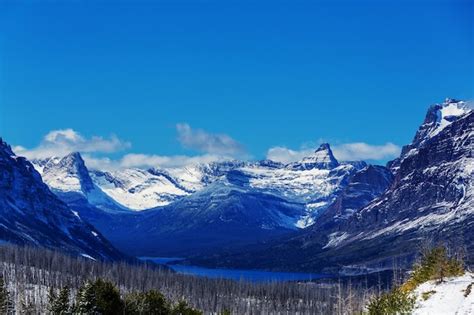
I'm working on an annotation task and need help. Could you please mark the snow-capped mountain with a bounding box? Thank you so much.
[90,168,190,210]
[287,143,340,170]
[32,142,372,229]
[0,139,124,261]
[238,146,366,227]
[189,99,474,272]
[32,153,125,212]
[28,139,391,257]
[388,98,471,172]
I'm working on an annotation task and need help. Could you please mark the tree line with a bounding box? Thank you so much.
[0,244,376,314]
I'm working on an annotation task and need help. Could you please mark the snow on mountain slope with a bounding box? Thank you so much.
[240,165,359,227]
[413,272,474,315]
[389,98,470,173]
[32,143,377,230]
[287,143,340,170]
[237,144,365,227]
[32,153,124,211]
[33,153,93,193]
[90,168,189,210]
[0,138,124,261]
[190,99,474,272]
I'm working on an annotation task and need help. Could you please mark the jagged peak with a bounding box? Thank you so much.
[315,142,332,152]
[287,143,339,170]
[60,151,85,166]
[388,98,471,173]
[41,151,95,194]
[302,143,339,166]
[0,137,14,156]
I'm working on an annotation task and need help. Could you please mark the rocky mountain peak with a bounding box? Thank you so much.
[389,98,471,173]
[289,143,339,170]
[0,138,14,156]
[42,152,95,194]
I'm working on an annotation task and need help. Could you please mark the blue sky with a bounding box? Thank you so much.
[1,0,473,168]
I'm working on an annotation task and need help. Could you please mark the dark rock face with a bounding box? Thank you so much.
[0,139,124,261]
[315,165,394,229]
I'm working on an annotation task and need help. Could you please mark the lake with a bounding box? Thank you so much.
[139,257,329,282]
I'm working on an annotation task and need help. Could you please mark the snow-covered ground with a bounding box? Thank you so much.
[413,272,474,314]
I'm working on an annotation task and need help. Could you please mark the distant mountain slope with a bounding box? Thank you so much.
[189,99,473,272]
[89,181,305,256]
[0,139,125,261]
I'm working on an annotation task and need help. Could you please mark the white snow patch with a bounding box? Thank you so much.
[71,210,81,220]
[80,253,97,261]
[413,272,474,315]
[323,232,349,249]
[429,102,470,138]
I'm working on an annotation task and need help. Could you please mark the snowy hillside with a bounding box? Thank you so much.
[90,168,190,210]
[413,272,474,314]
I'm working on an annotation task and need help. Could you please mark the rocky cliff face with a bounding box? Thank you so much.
[0,139,124,261]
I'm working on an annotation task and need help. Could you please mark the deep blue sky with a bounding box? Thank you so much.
[1,0,473,162]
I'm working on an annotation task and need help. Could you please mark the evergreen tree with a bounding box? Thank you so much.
[0,277,12,315]
[171,300,203,315]
[48,287,57,313]
[91,278,124,315]
[124,290,170,315]
[50,286,71,314]
[75,281,97,314]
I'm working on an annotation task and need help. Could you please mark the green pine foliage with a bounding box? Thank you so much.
[124,290,170,314]
[402,246,464,292]
[91,279,124,315]
[366,287,415,315]
[171,300,203,315]
[367,246,465,315]
[73,278,201,315]
[0,276,13,315]
[49,286,71,314]
[75,281,97,314]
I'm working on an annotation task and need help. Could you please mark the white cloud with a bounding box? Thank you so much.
[119,153,226,169]
[266,142,401,164]
[13,128,401,172]
[14,129,131,159]
[332,142,401,161]
[12,128,235,171]
[266,146,313,164]
[81,153,227,171]
[176,123,245,156]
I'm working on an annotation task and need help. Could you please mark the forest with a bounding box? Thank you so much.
[0,244,380,314]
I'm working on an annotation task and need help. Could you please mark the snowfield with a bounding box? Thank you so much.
[413,272,474,315]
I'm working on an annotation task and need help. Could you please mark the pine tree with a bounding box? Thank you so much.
[171,300,202,315]
[50,286,71,314]
[0,276,12,315]
[48,287,57,314]
[91,278,124,315]
[75,281,97,314]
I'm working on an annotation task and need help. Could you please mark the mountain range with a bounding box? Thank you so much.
[1,98,472,273]
[30,137,392,257]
